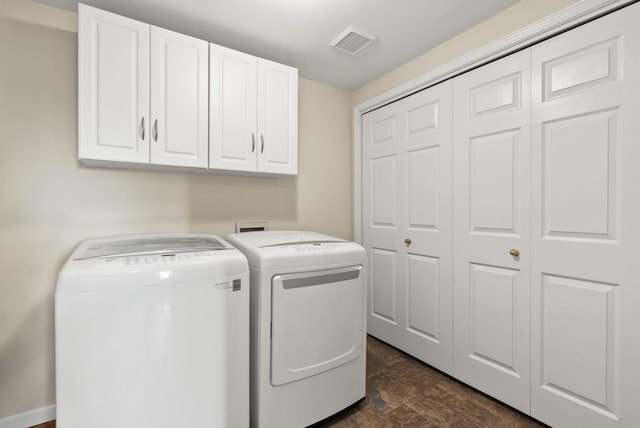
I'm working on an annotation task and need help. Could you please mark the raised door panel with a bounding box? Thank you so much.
[453,49,531,413]
[540,275,616,409]
[371,248,398,325]
[469,73,522,118]
[531,4,640,426]
[209,45,258,172]
[150,27,208,168]
[371,155,397,227]
[469,130,520,234]
[542,38,619,101]
[406,254,439,343]
[370,115,397,145]
[257,59,298,175]
[407,146,438,230]
[78,4,149,164]
[468,263,519,374]
[542,110,616,240]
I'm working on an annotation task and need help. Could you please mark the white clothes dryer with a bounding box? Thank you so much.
[55,234,249,428]
[226,231,367,428]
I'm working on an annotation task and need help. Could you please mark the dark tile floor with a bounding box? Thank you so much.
[317,336,544,428]
[32,336,544,428]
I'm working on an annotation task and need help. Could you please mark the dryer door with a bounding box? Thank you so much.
[270,265,364,386]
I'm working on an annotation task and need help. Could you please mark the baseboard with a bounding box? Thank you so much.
[0,405,56,428]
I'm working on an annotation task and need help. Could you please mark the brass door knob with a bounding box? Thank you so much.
[404,238,412,245]
[509,248,520,257]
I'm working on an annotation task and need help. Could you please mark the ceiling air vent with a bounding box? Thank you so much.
[330,26,376,54]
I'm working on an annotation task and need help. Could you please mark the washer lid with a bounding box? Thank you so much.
[73,234,232,260]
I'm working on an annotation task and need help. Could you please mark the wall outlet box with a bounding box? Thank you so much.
[235,221,269,233]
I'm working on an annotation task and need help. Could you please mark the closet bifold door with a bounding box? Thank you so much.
[452,49,531,413]
[362,81,453,374]
[530,3,640,427]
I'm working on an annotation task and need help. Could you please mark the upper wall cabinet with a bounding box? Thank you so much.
[78,4,208,170]
[210,45,298,176]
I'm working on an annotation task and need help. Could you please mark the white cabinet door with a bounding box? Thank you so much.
[209,44,258,172]
[257,59,298,175]
[363,81,453,374]
[452,49,531,413]
[530,3,640,427]
[150,27,208,168]
[78,4,149,164]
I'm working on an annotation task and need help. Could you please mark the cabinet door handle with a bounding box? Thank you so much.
[509,248,520,257]
[252,134,255,153]
[261,135,264,153]
[153,119,158,142]
[404,238,412,245]
[140,117,145,140]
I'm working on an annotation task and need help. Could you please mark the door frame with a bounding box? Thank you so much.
[353,0,634,244]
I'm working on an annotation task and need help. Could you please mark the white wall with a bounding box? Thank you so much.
[0,2,353,418]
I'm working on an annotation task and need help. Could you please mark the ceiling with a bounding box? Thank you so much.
[36,0,520,90]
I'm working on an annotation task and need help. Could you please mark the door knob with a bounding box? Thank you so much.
[404,238,412,245]
[509,248,520,257]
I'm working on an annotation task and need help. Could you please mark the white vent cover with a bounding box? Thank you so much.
[330,26,376,54]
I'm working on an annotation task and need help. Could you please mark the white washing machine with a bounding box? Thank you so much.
[226,231,367,428]
[55,234,249,428]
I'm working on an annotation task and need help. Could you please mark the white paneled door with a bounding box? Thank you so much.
[363,81,453,374]
[452,49,531,413]
[257,59,298,175]
[209,45,258,171]
[78,4,149,163]
[530,3,640,427]
[150,27,208,168]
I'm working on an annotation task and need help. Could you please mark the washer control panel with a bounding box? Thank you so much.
[103,251,216,266]
[292,243,337,252]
